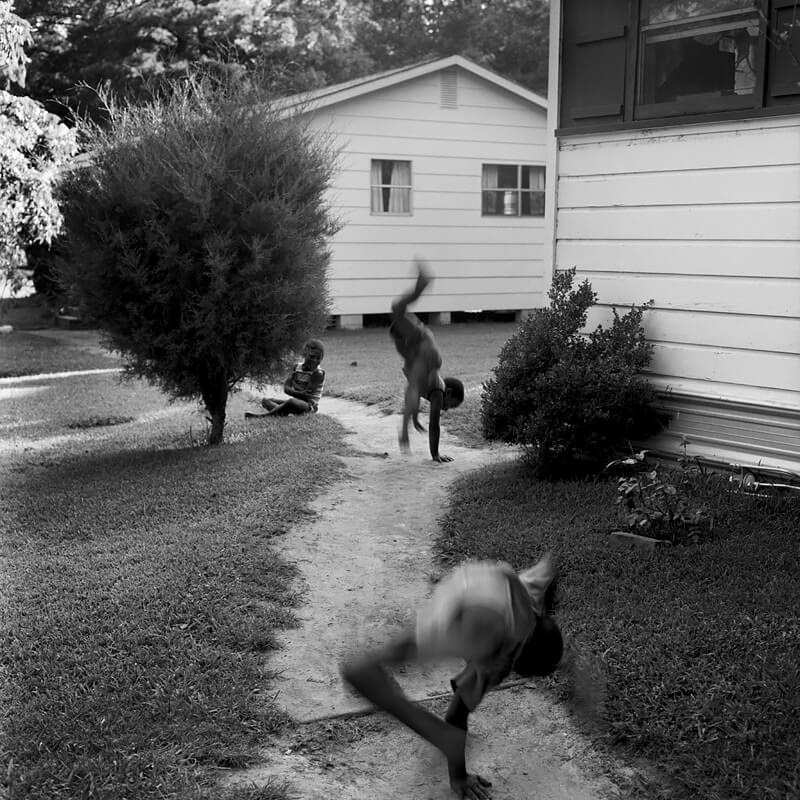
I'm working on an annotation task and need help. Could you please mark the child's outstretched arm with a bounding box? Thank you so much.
[400,361,427,451]
[428,390,453,463]
[445,693,492,799]
[341,637,492,800]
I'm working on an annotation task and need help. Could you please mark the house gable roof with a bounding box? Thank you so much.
[280,55,548,114]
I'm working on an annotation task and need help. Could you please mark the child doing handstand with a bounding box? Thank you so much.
[341,554,562,800]
[245,339,326,418]
[390,259,464,462]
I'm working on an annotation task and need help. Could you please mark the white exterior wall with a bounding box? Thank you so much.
[553,117,800,472]
[302,69,549,316]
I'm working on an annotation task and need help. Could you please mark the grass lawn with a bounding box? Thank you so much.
[3,322,798,800]
[1,333,351,799]
[0,330,122,377]
[435,470,800,800]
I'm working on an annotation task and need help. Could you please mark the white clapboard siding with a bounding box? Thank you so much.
[297,62,548,317]
[558,165,800,207]
[558,204,800,241]
[553,115,800,471]
[323,98,545,129]
[331,206,546,226]
[331,258,542,280]
[558,240,800,279]
[585,307,800,355]
[558,118,800,175]
[331,137,547,164]
[333,221,544,244]
[330,242,545,266]
[647,342,799,394]
[318,114,542,146]
[582,273,798,317]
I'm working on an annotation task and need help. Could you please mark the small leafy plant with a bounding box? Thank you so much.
[608,443,719,544]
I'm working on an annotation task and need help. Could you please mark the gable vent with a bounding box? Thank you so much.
[440,69,458,108]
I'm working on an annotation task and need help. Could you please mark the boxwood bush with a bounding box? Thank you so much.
[481,269,664,474]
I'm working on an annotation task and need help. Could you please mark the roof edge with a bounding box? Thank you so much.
[281,54,547,114]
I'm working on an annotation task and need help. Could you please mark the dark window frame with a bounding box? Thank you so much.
[558,0,800,134]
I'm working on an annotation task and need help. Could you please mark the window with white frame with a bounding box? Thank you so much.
[482,165,546,217]
[370,159,412,214]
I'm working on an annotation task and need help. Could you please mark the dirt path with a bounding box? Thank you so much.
[225,396,633,800]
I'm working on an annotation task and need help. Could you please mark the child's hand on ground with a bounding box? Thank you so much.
[450,773,492,800]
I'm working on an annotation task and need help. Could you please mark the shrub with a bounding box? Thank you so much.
[608,447,721,544]
[481,269,664,473]
[58,67,340,444]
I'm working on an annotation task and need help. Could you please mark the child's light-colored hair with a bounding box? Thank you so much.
[304,339,325,358]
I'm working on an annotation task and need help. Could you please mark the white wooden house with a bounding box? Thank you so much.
[284,55,549,328]
[545,0,800,476]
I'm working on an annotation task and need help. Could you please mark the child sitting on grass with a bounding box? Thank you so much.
[390,258,464,462]
[245,339,326,418]
[341,553,562,799]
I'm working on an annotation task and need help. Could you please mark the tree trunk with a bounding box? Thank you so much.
[200,371,228,446]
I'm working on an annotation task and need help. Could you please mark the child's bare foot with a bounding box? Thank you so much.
[414,258,433,289]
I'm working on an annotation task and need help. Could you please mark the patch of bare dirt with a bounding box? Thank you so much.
[224,396,645,800]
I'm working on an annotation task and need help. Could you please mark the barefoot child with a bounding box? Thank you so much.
[245,339,326,418]
[341,554,562,799]
[390,259,464,462]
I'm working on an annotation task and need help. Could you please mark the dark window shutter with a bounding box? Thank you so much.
[766,0,800,106]
[560,0,630,128]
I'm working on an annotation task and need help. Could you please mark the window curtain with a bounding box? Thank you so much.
[370,160,383,212]
[482,165,499,189]
[388,160,410,213]
[371,160,410,213]
[527,167,545,191]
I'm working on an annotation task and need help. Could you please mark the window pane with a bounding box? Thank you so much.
[640,18,759,104]
[522,166,546,191]
[389,188,410,213]
[497,165,518,189]
[643,0,756,25]
[521,191,546,217]
[482,190,504,215]
[482,164,500,189]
